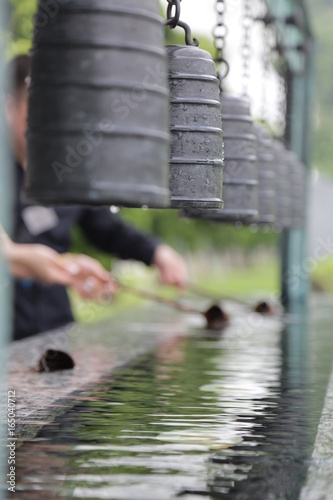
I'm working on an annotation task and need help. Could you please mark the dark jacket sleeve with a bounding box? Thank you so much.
[78,207,160,266]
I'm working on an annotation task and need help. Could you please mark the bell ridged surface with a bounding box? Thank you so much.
[168,45,223,209]
[26,0,170,207]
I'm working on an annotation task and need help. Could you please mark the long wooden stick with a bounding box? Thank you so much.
[118,281,203,316]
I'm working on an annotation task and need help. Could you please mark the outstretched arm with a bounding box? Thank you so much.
[79,208,188,289]
[152,244,188,289]
[1,227,116,299]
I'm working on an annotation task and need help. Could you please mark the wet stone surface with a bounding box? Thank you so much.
[3,297,333,499]
[1,305,189,442]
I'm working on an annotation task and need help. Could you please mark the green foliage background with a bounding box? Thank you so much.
[6,0,330,258]
[307,0,333,175]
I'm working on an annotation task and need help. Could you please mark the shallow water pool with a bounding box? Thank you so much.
[13,296,333,499]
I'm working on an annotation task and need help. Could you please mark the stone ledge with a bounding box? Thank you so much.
[301,361,333,500]
[1,304,190,444]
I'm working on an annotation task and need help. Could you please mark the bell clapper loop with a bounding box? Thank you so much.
[177,20,199,47]
[165,0,199,46]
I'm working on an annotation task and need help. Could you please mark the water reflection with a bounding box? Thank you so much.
[206,310,310,499]
[13,299,333,499]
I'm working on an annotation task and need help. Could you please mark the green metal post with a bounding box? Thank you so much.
[0,2,12,497]
[281,41,314,309]
[264,0,314,309]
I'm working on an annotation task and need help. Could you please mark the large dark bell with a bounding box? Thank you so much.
[286,151,307,228]
[25,0,170,207]
[254,124,276,225]
[168,45,223,209]
[180,94,258,224]
[272,140,292,230]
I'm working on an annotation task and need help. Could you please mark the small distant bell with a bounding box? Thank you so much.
[254,124,276,225]
[181,95,258,224]
[286,151,307,228]
[272,141,293,230]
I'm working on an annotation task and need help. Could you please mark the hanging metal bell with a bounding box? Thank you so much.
[219,95,258,222]
[272,141,292,230]
[286,151,307,228]
[254,124,276,225]
[181,94,258,224]
[25,0,170,207]
[168,45,223,209]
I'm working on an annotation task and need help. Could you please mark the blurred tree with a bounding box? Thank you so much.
[307,0,333,174]
[7,0,36,55]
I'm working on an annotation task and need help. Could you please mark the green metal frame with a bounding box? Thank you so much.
[265,0,314,309]
[0,2,12,497]
[0,1,314,496]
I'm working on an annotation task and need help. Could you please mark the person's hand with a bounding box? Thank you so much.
[61,254,117,300]
[4,240,116,300]
[5,242,74,285]
[152,244,188,289]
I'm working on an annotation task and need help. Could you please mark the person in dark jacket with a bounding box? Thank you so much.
[5,55,188,341]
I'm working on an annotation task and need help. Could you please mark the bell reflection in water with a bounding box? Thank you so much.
[208,311,311,499]
[26,0,170,207]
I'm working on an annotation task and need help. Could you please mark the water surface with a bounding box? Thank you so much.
[13,296,333,499]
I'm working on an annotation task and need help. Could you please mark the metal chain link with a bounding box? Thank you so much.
[165,0,199,46]
[213,0,227,63]
[213,0,229,90]
[165,0,181,29]
[242,0,252,98]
